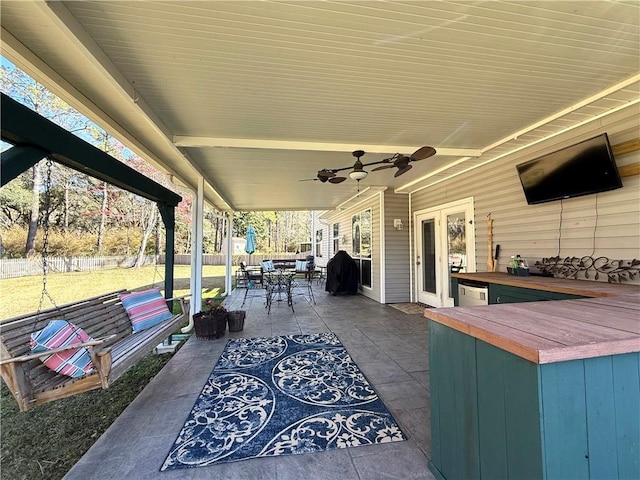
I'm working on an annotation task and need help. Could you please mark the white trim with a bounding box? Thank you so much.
[409,191,414,302]
[191,177,204,315]
[181,176,204,333]
[379,192,385,304]
[173,136,480,158]
[321,186,387,221]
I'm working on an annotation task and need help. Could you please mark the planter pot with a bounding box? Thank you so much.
[227,310,246,332]
[193,311,227,339]
[507,266,530,277]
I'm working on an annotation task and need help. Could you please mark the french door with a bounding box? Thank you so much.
[414,198,475,307]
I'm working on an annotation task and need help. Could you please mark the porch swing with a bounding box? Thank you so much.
[0,94,188,411]
[0,158,189,411]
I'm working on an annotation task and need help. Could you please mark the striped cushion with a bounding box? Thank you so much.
[119,288,173,332]
[30,320,94,378]
[261,260,275,272]
[295,260,309,272]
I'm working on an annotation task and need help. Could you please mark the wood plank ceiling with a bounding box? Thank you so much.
[1,1,638,211]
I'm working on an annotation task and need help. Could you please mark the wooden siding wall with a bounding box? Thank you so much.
[383,191,411,303]
[411,113,640,283]
[325,194,382,303]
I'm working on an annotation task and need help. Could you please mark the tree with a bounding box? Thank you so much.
[25,163,42,256]
[0,179,32,228]
[1,62,87,254]
[134,202,158,267]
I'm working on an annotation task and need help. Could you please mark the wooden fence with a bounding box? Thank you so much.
[161,253,300,266]
[1,253,302,279]
[0,255,156,279]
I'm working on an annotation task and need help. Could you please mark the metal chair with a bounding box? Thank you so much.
[264,271,294,314]
[240,264,264,307]
[291,260,316,306]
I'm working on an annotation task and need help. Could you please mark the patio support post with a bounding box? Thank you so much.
[189,176,204,322]
[158,203,176,303]
[225,212,234,295]
[311,211,316,258]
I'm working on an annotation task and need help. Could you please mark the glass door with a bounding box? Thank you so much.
[414,198,475,307]
[415,211,439,307]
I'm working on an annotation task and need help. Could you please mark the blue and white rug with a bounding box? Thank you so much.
[161,332,406,470]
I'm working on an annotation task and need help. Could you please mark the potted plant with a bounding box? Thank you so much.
[227,310,246,332]
[193,299,228,339]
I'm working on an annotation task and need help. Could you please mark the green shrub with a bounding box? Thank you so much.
[0,227,156,258]
[0,225,27,258]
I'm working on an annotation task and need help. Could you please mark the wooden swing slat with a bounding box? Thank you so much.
[2,298,131,354]
[0,290,189,411]
[0,335,117,364]
[1,290,128,325]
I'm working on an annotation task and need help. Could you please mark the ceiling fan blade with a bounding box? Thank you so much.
[372,165,395,171]
[329,176,346,184]
[394,164,413,177]
[410,146,437,161]
[317,169,336,178]
[299,178,317,182]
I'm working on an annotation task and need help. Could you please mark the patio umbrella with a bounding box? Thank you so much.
[245,225,256,258]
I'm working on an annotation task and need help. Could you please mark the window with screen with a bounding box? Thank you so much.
[315,229,323,258]
[352,209,372,288]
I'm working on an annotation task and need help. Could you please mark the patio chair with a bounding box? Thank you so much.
[240,265,264,307]
[264,271,294,314]
[291,259,316,306]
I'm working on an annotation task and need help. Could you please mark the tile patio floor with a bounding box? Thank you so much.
[64,282,436,480]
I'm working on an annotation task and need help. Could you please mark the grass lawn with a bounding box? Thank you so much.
[0,264,234,319]
[0,265,235,479]
[1,352,175,480]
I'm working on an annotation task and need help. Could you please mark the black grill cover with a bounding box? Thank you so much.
[325,250,358,295]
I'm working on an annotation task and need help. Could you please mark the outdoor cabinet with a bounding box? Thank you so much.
[450,278,584,306]
[428,320,640,480]
[488,283,584,304]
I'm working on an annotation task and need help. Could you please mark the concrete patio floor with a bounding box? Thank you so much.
[64,282,436,480]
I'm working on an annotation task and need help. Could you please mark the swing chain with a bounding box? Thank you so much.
[38,158,57,313]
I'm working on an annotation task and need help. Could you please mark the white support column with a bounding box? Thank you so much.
[225,212,234,295]
[182,176,204,332]
[311,211,316,258]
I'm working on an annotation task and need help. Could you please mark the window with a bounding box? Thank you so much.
[315,229,323,258]
[352,209,372,288]
[332,223,340,256]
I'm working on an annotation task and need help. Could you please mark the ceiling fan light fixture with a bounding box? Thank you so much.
[349,169,368,181]
[349,156,368,180]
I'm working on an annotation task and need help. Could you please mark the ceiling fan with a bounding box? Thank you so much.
[371,146,437,177]
[300,146,436,184]
[299,168,346,184]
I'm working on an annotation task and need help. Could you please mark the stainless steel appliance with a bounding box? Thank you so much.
[458,282,489,306]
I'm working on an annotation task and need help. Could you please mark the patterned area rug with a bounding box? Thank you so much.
[161,333,406,470]
[388,302,431,315]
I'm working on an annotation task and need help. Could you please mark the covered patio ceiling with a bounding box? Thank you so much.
[1,1,638,212]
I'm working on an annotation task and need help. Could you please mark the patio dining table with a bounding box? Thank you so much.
[264,270,295,313]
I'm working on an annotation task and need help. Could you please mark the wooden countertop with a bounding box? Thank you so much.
[452,272,640,297]
[427,274,640,364]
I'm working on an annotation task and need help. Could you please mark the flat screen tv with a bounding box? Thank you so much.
[516,133,622,205]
